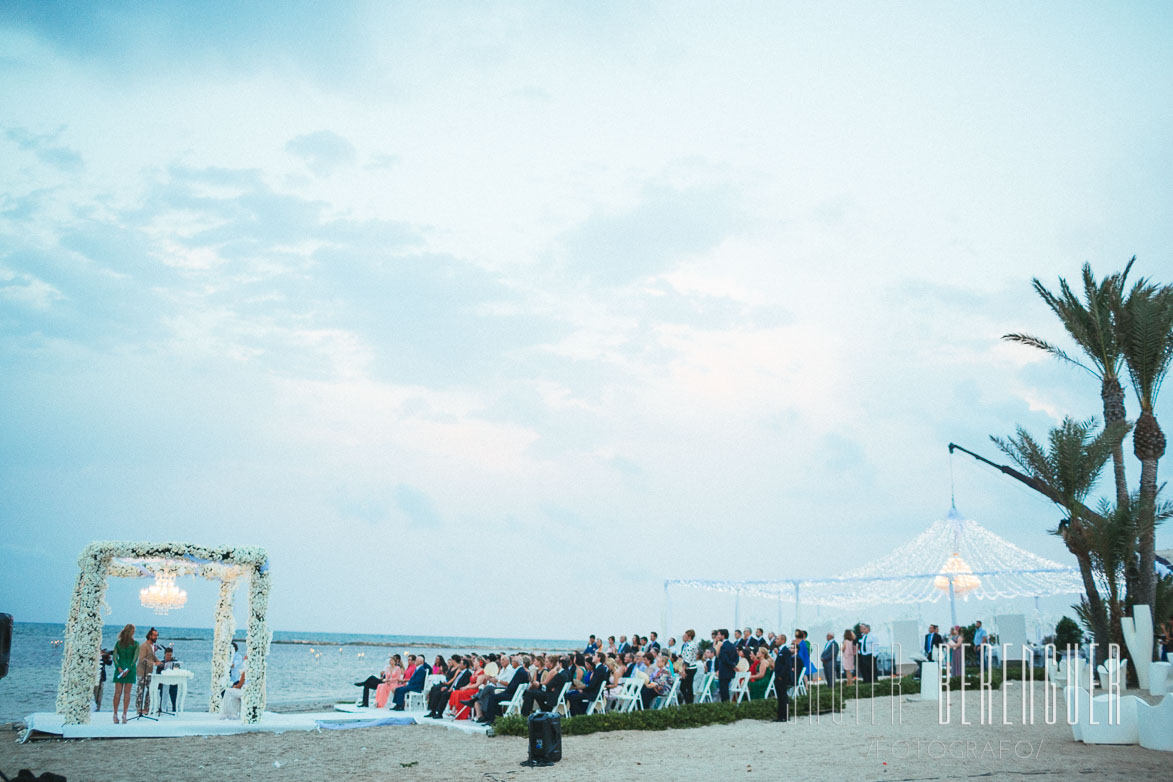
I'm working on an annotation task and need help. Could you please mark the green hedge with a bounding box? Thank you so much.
[490,675,915,737]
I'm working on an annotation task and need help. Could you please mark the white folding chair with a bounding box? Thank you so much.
[587,682,609,715]
[764,673,776,700]
[695,671,716,704]
[407,674,444,712]
[614,678,644,712]
[552,681,572,717]
[498,683,527,717]
[788,669,807,698]
[731,671,751,703]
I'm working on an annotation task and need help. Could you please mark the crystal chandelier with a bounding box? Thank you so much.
[140,570,187,615]
[933,553,981,595]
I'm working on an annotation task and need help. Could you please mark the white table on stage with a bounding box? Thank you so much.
[150,669,193,716]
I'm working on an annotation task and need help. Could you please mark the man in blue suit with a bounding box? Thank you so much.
[715,628,738,702]
[391,660,431,710]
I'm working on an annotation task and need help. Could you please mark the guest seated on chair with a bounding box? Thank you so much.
[390,655,430,710]
[448,658,489,720]
[522,655,569,716]
[355,654,402,709]
[566,652,610,715]
[641,653,674,708]
[425,656,469,718]
[477,654,531,723]
[748,647,773,699]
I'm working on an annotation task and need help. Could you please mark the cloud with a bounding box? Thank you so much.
[285,130,358,177]
[3,127,83,171]
[559,184,743,285]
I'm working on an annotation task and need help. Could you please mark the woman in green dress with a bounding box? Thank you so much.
[747,647,774,700]
[112,624,137,724]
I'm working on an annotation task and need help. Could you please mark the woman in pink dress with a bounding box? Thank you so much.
[375,655,406,709]
[841,629,857,684]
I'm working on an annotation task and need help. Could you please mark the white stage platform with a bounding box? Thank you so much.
[21,705,489,742]
[331,703,490,735]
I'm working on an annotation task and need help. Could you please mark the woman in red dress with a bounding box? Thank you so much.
[448,658,489,720]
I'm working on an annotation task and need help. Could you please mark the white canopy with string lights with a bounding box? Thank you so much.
[665,505,1085,630]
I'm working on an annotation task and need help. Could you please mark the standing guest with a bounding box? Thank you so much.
[732,629,744,651]
[773,634,794,722]
[972,620,988,648]
[646,632,661,653]
[134,627,161,716]
[820,632,839,686]
[715,629,738,702]
[857,624,875,683]
[679,629,699,704]
[795,630,817,678]
[923,624,945,661]
[111,625,136,724]
[947,626,964,678]
[666,637,678,656]
[842,629,857,685]
[95,647,111,712]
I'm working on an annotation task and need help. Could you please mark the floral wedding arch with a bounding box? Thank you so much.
[56,541,271,725]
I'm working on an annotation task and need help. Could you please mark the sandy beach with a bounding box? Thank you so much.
[3,687,1167,782]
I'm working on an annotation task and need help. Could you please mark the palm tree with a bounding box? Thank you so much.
[1115,279,1173,608]
[1003,260,1133,510]
[991,417,1123,657]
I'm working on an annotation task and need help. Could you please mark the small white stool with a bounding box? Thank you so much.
[1150,661,1171,696]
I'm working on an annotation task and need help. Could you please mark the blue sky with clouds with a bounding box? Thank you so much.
[1,2,1171,639]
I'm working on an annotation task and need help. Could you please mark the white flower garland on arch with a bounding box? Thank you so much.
[56,541,271,725]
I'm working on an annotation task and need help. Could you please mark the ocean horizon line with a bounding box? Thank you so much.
[11,621,583,651]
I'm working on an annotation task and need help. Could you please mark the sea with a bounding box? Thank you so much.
[0,623,580,724]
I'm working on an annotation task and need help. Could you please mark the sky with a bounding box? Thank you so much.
[1,1,1171,641]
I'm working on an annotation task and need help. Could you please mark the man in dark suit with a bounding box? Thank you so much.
[478,655,530,723]
[923,624,944,660]
[857,623,874,683]
[616,636,631,655]
[426,657,471,718]
[566,652,610,715]
[522,656,570,716]
[391,659,430,710]
[820,632,840,687]
[715,628,738,702]
[774,634,794,722]
[646,632,661,653]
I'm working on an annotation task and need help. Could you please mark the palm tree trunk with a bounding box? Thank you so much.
[1134,411,1165,609]
[1068,533,1110,665]
[1100,375,1129,508]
